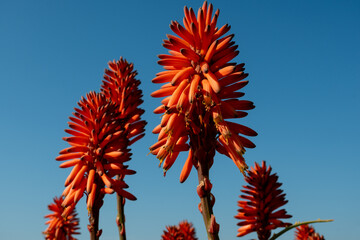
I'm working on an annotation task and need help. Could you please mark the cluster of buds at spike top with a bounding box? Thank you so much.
[57,92,138,212]
[150,0,256,181]
[43,196,80,240]
[295,225,325,240]
[235,161,292,240]
[161,221,198,240]
[101,57,146,143]
[57,58,146,213]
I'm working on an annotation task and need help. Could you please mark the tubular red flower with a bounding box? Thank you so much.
[295,224,325,240]
[150,1,256,180]
[161,221,198,240]
[57,92,137,212]
[100,57,146,184]
[43,196,80,240]
[235,161,292,240]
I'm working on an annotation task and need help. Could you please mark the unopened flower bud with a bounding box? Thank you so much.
[209,214,220,234]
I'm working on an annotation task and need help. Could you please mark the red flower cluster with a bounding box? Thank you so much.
[235,161,292,239]
[57,58,145,212]
[295,224,325,240]
[57,92,137,210]
[150,0,256,180]
[101,57,146,143]
[162,221,198,240]
[43,196,80,240]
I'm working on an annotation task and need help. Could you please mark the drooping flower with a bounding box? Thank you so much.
[295,224,325,240]
[235,161,292,240]
[57,91,137,213]
[43,196,80,240]
[162,221,198,240]
[150,0,256,181]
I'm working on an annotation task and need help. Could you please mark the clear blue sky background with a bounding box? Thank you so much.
[0,0,359,239]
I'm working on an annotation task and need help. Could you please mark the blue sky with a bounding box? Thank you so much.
[0,0,359,239]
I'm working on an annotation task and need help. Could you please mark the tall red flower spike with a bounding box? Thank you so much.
[235,161,292,240]
[57,92,137,209]
[43,196,80,240]
[101,57,146,146]
[101,57,146,240]
[295,224,325,240]
[57,91,138,239]
[150,0,256,181]
[162,221,198,240]
[151,2,256,239]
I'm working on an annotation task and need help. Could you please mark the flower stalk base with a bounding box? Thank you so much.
[117,194,126,240]
[89,204,100,240]
[194,144,219,240]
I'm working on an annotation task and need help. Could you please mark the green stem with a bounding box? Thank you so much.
[88,180,103,240]
[190,100,219,239]
[89,205,100,240]
[117,194,126,240]
[196,153,219,240]
[269,219,334,240]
